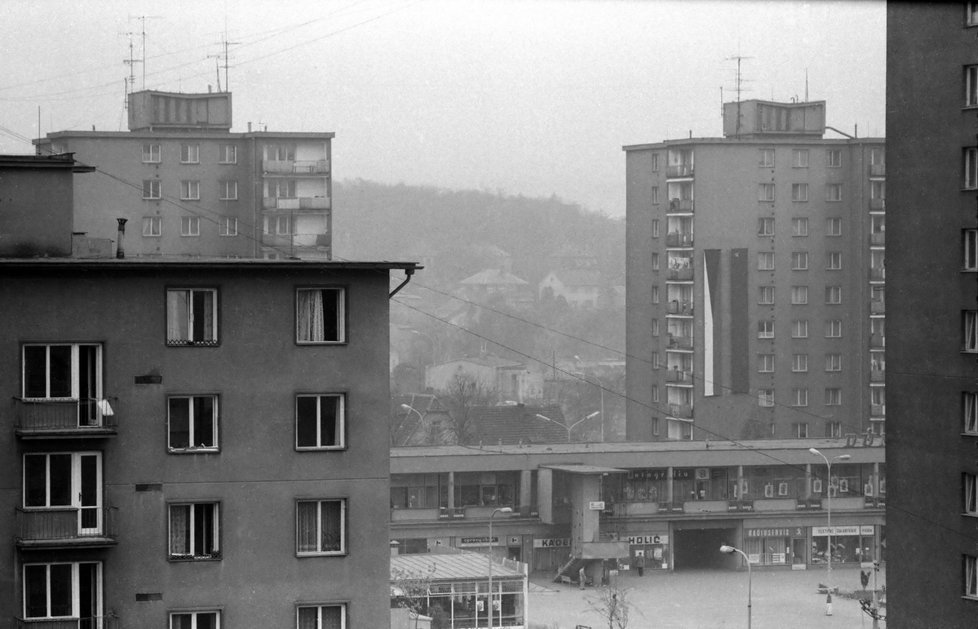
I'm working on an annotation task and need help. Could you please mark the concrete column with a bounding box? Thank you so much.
[737,465,744,499]
[666,466,674,504]
[805,463,813,500]
[448,471,455,509]
[520,470,532,513]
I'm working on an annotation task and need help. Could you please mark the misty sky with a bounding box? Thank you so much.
[0,0,885,216]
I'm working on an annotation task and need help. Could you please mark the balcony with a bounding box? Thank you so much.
[14,398,117,439]
[666,232,694,247]
[869,198,885,211]
[870,334,885,349]
[869,163,886,177]
[666,301,694,316]
[263,196,300,210]
[871,404,886,417]
[667,198,694,213]
[870,368,885,383]
[299,196,330,210]
[263,159,329,175]
[871,300,885,315]
[665,370,692,384]
[666,165,694,178]
[870,232,885,246]
[667,334,693,350]
[869,267,885,282]
[667,403,693,419]
[12,617,118,629]
[15,507,117,549]
[667,267,694,281]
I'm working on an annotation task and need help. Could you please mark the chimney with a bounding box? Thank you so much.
[248,121,252,133]
[116,218,128,259]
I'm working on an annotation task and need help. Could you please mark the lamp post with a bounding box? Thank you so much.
[535,411,599,443]
[488,507,512,629]
[396,404,425,446]
[809,448,851,616]
[719,545,751,629]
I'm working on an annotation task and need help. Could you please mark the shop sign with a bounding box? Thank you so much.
[589,501,606,510]
[673,468,693,480]
[460,536,498,547]
[533,537,571,548]
[626,534,668,545]
[812,526,865,537]
[745,527,804,538]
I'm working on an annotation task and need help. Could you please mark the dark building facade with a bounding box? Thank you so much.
[887,3,978,626]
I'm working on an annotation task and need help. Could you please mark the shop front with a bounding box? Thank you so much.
[626,532,671,573]
[811,525,877,565]
[743,526,806,567]
[532,536,571,574]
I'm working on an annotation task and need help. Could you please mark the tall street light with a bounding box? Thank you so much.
[809,448,851,616]
[396,404,425,446]
[488,507,512,629]
[719,545,752,629]
[535,411,599,442]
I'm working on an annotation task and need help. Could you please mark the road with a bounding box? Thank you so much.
[528,566,885,629]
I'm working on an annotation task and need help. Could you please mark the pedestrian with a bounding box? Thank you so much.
[579,566,586,589]
[636,554,645,577]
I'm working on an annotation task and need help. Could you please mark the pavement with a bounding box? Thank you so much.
[528,566,886,629]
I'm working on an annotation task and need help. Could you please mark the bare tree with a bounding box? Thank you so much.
[587,582,632,629]
[391,563,437,629]
[439,373,495,444]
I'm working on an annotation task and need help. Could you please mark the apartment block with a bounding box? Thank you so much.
[624,99,885,443]
[34,90,333,260]
[887,3,978,625]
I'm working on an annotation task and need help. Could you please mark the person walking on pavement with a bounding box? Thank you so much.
[579,566,586,590]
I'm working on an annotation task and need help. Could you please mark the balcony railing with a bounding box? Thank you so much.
[12,617,118,629]
[665,370,692,384]
[667,301,694,316]
[667,334,693,350]
[666,165,694,178]
[871,404,886,417]
[667,198,694,213]
[870,232,885,246]
[14,398,117,438]
[298,196,330,210]
[263,159,329,175]
[667,403,693,419]
[869,267,885,281]
[15,507,117,547]
[870,369,885,383]
[870,334,885,349]
[869,163,886,177]
[666,232,693,247]
[869,198,885,211]
[667,267,694,281]
[871,300,885,315]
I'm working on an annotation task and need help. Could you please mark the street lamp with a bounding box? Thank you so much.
[719,545,751,629]
[535,411,599,442]
[809,448,851,616]
[488,507,513,629]
[395,404,425,446]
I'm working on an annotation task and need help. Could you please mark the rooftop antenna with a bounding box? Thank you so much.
[122,30,142,109]
[805,68,809,102]
[725,53,753,137]
[128,15,161,91]
[211,27,239,93]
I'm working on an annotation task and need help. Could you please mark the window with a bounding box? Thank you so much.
[757,251,774,270]
[969,2,978,26]
[143,179,161,199]
[758,183,775,202]
[651,319,659,336]
[651,219,659,238]
[169,503,220,559]
[22,343,102,403]
[792,149,809,168]
[825,388,842,406]
[651,285,659,304]
[792,217,809,237]
[826,422,842,438]
[650,153,659,172]
[297,605,346,629]
[180,216,200,236]
[825,183,843,202]
[652,386,659,403]
[826,149,842,168]
[871,179,886,200]
[825,353,842,372]
[827,252,842,270]
[219,180,238,201]
[758,217,775,236]
[167,288,218,345]
[966,310,978,352]
[267,143,296,161]
[758,148,775,167]
[180,143,200,164]
[792,354,808,373]
[966,392,978,434]
[220,144,237,164]
[967,148,978,189]
[791,183,809,202]
[23,453,101,535]
[967,555,978,599]
[652,352,660,369]
[219,217,238,237]
[968,66,978,107]
[826,319,843,338]
[23,562,101,621]
[792,319,809,338]
[826,217,842,237]
[791,286,808,305]
[167,395,218,452]
[758,354,775,373]
[296,394,345,450]
[791,388,809,407]
[965,473,978,515]
[791,252,809,270]
[825,286,843,304]
[296,499,346,555]
[758,285,774,304]
[793,422,809,438]
[651,186,660,205]
[966,229,977,270]
[758,389,774,407]
[143,216,162,237]
[758,320,774,339]
[266,215,292,235]
[268,179,297,198]
[181,180,200,201]
[170,611,221,629]
[651,253,660,271]
[297,288,345,344]
[142,143,162,163]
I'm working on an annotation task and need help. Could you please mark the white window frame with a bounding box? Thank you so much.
[792,148,810,168]
[825,353,842,372]
[220,144,237,164]
[826,149,842,168]
[219,180,238,201]
[143,216,162,237]
[268,179,297,198]
[296,499,347,556]
[166,288,218,345]
[793,422,809,438]
[792,319,809,339]
[826,422,842,438]
[180,180,200,201]
[827,252,843,271]
[180,143,200,164]
[826,217,842,237]
[758,148,775,167]
[651,285,659,304]
[792,354,808,373]
[757,251,774,271]
[966,555,978,599]
[791,286,809,305]
[219,217,238,237]
[758,183,775,202]
[758,285,774,305]
[170,611,222,629]
[966,392,978,435]
[180,216,200,237]
[142,143,162,163]
[651,219,659,238]
[791,388,809,407]
[825,183,843,202]
[967,148,978,190]
[791,252,809,271]
[825,388,842,406]
[296,604,347,629]
[792,217,809,237]
[968,65,978,107]
[296,394,346,450]
[22,343,102,402]
[758,217,775,236]
[965,310,978,352]
[651,186,660,205]
[826,286,843,305]
[168,502,221,559]
[23,562,102,621]
[965,229,977,271]
[651,253,660,271]
[167,395,219,452]
[826,319,843,338]
[296,288,346,344]
[758,389,774,407]
[650,153,659,172]
[758,354,774,373]
[965,473,978,516]
[791,183,809,202]
[758,320,774,339]
[969,2,978,26]
[143,179,162,200]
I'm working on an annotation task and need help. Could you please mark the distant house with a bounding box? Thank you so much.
[392,393,455,446]
[538,268,605,309]
[458,268,534,308]
[468,404,570,445]
[425,355,542,403]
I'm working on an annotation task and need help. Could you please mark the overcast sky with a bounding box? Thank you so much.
[0,0,885,216]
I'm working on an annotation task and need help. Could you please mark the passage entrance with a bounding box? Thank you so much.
[673,527,736,570]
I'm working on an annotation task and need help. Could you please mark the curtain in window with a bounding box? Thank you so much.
[322,606,343,629]
[297,501,318,552]
[320,396,337,447]
[967,312,978,351]
[167,291,190,342]
[192,290,215,341]
[169,399,191,449]
[297,607,319,629]
[170,505,190,555]
[322,501,342,552]
[297,290,325,342]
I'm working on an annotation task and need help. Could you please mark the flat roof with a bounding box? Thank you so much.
[391,552,524,582]
[622,136,885,152]
[38,130,335,141]
[0,257,421,272]
[541,464,627,475]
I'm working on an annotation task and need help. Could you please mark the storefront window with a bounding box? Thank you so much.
[390,473,447,509]
[455,471,519,507]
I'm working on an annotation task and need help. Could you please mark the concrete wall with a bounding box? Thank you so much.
[0,165,75,256]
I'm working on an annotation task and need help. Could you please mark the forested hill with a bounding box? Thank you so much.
[332,179,624,286]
